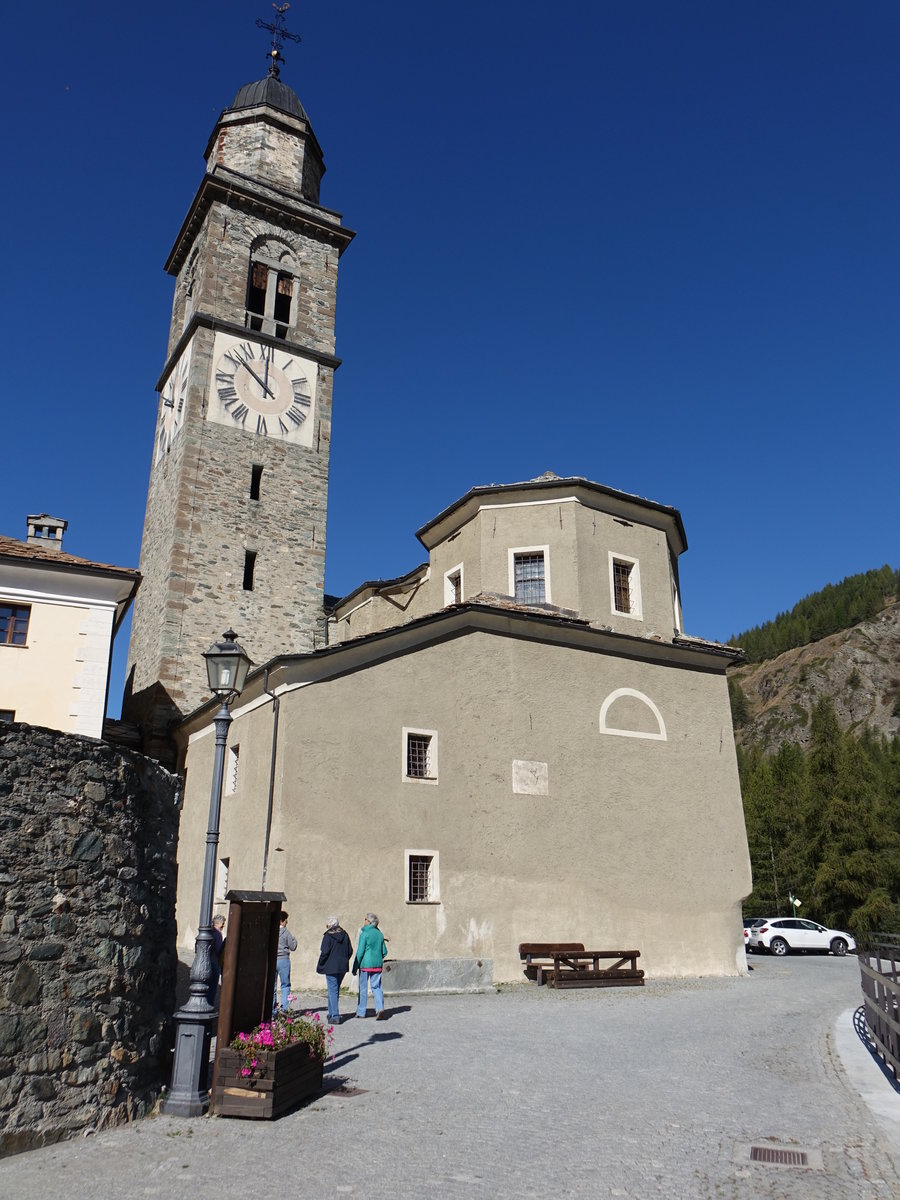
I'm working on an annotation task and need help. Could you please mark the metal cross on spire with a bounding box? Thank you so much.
[256,3,302,79]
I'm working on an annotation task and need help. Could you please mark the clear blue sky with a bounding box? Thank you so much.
[3,2,898,716]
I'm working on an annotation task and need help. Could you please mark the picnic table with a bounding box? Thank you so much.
[519,942,644,988]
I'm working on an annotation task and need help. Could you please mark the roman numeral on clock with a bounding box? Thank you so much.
[232,403,249,425]
[256,416,268,436]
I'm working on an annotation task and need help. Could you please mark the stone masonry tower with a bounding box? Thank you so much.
[124,59,354,758]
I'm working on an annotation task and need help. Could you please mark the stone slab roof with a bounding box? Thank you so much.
[0,535,140,581]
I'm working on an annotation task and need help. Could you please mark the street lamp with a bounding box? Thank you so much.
[162,630,252,1117]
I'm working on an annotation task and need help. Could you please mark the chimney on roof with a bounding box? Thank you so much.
[27,513,68,553]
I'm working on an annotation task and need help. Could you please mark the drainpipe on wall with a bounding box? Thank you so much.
[261,667,280,890]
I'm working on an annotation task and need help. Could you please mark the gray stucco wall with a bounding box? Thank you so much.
[0,724,180,1157]
[177,625,750,987]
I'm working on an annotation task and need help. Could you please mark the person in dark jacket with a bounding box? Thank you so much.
[316,915,353,1025]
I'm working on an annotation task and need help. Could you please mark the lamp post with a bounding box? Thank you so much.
[162,630,252,1117]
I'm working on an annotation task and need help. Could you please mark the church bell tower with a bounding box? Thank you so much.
[125,29,354,757]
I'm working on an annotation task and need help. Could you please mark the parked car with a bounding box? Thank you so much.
[743,918,766,951]
[747,918,856,957]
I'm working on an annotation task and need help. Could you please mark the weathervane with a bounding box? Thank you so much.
[256,3,302,79]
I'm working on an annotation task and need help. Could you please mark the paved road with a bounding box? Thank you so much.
[1,955,898,1199]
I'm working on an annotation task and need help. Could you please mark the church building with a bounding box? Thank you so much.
[126,45,751,986]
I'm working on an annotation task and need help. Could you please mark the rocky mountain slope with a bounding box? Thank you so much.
[728,599,900,753]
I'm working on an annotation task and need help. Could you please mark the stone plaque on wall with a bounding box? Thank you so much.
[512,759,549,795]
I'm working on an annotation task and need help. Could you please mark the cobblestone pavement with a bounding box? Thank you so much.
[1,954,898,1199]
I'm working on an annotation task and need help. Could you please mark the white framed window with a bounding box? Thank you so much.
[444,563,463,606]
[402,728,438,784]
[405,850,439,903]
[608,552,642,620]
[225,744,240,795]
[0,604,31,647]
[508,545,551,605]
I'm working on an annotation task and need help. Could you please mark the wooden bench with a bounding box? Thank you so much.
[547,949,644,989]
[519,943,644,988]
[519,942,585,986]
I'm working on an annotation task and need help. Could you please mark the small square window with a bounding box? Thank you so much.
[0,605,30,646]
[406,851,439,903]
[0,710,15,723]
[402,728,438,784]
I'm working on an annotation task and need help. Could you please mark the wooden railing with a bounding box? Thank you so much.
[857,934,900,1083]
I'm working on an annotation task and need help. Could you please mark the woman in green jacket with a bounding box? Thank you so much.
[354,913,387,1019]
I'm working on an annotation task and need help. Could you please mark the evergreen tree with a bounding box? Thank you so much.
[805,699,899,931]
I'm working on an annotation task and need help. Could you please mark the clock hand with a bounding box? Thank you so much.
[235,353,276,399]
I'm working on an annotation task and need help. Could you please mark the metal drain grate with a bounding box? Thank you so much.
[750,1146,808,1167]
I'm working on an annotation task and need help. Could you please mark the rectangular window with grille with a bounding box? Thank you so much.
[406,852,438,903]
[609,553,642,620]
[225,745,239,795]
[445,568,462,606]
[514,552,546,604]
[402,728,438,784]
[613,560,632,613]
[407,734,431,778]
[0,605,30,646]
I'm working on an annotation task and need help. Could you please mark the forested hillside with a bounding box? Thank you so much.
[729,572,900,931]
[739,698,900,932]
[729,565,898,664]
[728,599,899,755]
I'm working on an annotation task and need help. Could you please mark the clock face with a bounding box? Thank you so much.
[156,344,191,462]
[209,333,316,445]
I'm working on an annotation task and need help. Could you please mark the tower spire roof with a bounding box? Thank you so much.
[230,4,307,120]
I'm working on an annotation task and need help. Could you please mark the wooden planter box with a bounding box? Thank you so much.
[213,1042,324,1119]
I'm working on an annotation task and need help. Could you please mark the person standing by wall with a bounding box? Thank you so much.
[316,915,353,1025]
[207,914,226,1006]
[274,911,297,1012]
[354,912,388,1020]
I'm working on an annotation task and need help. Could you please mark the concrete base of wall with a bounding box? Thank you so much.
[380,957,494,994]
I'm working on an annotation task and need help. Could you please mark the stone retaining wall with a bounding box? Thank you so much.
[0,723,180,1156]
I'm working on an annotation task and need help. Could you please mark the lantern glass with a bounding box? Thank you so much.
[203,630,252,698]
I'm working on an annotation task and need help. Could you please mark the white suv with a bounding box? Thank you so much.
[748,918,855,957]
